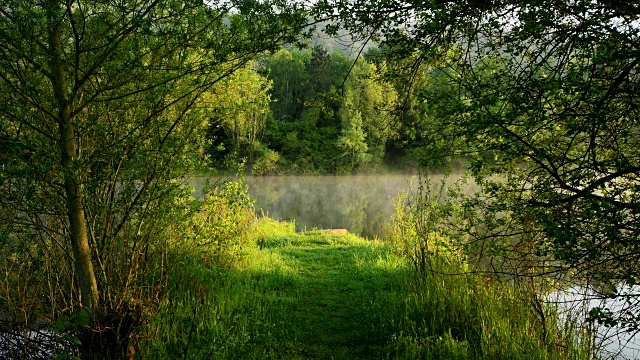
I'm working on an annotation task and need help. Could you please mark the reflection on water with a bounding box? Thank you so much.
[191,175,461,238]
[551,286,640,359]
[245,175,418,238]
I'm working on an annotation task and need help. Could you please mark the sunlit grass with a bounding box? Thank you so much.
[142,217,592,359]
[142,218,410,359]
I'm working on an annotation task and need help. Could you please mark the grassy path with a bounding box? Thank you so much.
[149,219,411,359]
[253,233,409,359]
[148,219,591,360]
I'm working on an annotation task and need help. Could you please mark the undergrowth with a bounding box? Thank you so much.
[384,179,594,359]
[138,174,594,359]
[141,217,409,359]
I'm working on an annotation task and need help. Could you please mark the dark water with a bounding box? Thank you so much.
[192,175,461,238]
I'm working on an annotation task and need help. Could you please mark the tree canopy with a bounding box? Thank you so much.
[315,0,640,332]
[0,0,307,356]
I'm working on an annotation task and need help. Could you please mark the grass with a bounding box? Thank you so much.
[142,218,593,359]
[143,218,410,359]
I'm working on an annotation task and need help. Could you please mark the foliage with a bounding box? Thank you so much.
[338,60,400,172]
[386,178,463,269]
[385,180,595,359]
[366,47,470,171]
[251,145,283,175]
[261,47,347,173]
[263,48,310,122]
[261,46,401,174]
[145,215,593,359]
[338,106,370,171]
[263,90,344,173]
[205,64,273,166]
[315,0,640,336]
[190,179,255,267]
[0,0,307,356]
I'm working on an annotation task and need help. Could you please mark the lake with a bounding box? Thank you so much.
[551,286,640,359]
[191,174,467,238]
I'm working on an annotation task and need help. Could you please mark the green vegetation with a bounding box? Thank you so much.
[315,0,640,339]
[0,1,307,357]
[142,215,590,359]
[144,219,407,359]
[209,46,407,174]
[204,45,478,175]
[1,0,638,357]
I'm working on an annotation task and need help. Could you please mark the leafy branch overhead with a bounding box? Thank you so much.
[315,0,640,330]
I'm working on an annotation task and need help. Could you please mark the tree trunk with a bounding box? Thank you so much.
[48,4,99,312]
[59,116,99,311]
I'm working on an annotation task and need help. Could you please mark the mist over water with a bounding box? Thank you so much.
[246,175,417,238]
[192,174,462,238]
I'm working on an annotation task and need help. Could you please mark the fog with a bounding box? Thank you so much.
[192,174,464,238]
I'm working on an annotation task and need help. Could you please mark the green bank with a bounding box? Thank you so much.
[144,217,591,359]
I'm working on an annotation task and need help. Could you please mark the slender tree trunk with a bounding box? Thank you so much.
[59,114,99,311]
[48,4,99,312]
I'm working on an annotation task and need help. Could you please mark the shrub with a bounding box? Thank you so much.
[251,147,282,176]
[385,177,592,359]
[189,179,255,267]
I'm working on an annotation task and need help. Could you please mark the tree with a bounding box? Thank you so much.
[316,0,640,337]
[337,60,400,172]
[263,46,350,173]
[205,63,272,165]
[365,46,466,171]
[0,0,307,355]
[343,60,399,170]
[265,48,309,122]
[338,99,370,171]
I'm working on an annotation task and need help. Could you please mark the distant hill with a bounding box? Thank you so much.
[293,21,377,58]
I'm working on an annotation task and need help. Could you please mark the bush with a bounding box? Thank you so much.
[385,177,592,359]
[251,147,282,175]
[189,179,255,267]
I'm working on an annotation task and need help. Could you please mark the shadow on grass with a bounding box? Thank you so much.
[145,235,410,360]
[253,244,409,359]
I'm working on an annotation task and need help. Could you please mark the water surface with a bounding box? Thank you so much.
[192,175,463,238]
[249,175,417,238]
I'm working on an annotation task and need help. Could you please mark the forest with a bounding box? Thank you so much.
[1,0,639,359]
[206,44,440,175]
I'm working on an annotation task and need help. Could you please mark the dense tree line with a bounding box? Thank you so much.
[206,45,452,174]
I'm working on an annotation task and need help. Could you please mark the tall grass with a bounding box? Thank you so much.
[385,259,592,359]
[139,177,594,359]
[384,179,594,359]
[141,217,411,359]
[140,220,293,358]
